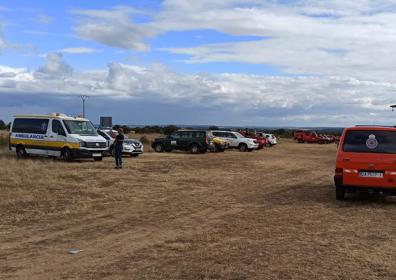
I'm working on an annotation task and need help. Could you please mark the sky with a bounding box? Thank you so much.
[1,0,396,126]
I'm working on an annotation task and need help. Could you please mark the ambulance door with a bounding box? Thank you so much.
[48,119,67,157]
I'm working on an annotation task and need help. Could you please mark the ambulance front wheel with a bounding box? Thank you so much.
[61,148,73,162]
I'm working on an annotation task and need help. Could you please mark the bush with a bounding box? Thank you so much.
[139,135,150,145]
[163,125,178,135]
[0,133,8,148]
[0,120,6,130]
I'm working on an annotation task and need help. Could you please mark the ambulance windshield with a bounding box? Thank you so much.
[63,120,97,136]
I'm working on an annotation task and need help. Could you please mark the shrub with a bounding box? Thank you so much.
[0,120,6,130]
[163,125,178,135]
[139,135,150,145]
[0,133,8,148]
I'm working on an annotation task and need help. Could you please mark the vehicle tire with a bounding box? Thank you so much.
[239,143,248,152]
[267,142,272,147]
[190,143,200,154]
[61,148,73,162]
[154,143,164,153]
[94,157,103,161]
[336,185,345,200]
[131,154,139,157]
[16,145,28,158]
[110,145,115,157]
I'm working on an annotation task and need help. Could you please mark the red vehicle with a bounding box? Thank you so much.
[334,126,396,200]
[238,130,267,149]
[293,130,326,144]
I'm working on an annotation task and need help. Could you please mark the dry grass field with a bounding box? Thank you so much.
[1,137,396,279]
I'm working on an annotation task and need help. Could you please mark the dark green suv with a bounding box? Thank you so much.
[152,130,209,154]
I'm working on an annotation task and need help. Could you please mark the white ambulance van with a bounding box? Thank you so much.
[9,113,108,161]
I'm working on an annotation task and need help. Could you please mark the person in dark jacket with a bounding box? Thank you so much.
[114,128,124,169]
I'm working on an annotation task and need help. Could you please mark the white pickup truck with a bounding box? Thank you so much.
[209,130,258,152]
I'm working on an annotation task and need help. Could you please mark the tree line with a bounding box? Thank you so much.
[0,120,10,130]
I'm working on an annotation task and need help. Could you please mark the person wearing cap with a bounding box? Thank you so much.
[114,128,125,169]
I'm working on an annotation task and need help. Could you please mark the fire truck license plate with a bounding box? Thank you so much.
[359,171,383,178]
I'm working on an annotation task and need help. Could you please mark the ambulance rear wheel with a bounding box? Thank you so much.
[16,145,27,158]
[61,148,73,162]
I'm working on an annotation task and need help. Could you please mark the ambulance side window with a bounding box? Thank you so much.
[52,120,66,136]
[12,118,49,134]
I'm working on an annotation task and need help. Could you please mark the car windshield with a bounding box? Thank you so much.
[343,130,396,154]
[64,120,97,136]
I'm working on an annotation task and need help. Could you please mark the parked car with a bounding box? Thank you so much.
[210,130,259,152]
[122,139,144,157]
[294,130,326,144]
[238,130,267,149]
[334,126,396,200]
[152,130,210,154]
[207,133,229,152]
[258,133,278,146]
[97,129,144,157]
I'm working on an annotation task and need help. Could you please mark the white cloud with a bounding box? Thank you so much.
[153,1,396,80]
[34,14,53,24]
[57,47,101,54]
[70,1,396,81]
[22,30,49,36]
[0,25,6,49]
[72,6,153,51]
[0,56,395,125]
[35,53,73,78]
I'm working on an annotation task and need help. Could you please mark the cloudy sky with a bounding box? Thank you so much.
[1,0,396,126]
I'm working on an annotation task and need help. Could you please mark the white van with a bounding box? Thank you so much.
[10,113,107,161]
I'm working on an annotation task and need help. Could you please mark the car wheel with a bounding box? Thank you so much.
[336,185,345,200]
[239,143,248,152]
[61,148,73,162]
[190,143,200,154]
[94,157,103,161]
[131,154,139,157]
[16,145,28,158]
[154,143,164,153]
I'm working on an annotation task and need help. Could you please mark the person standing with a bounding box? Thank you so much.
[114,128,124,169]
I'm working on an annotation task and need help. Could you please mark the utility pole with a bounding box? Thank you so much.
[80,95,88,118]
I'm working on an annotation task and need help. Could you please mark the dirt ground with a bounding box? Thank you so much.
[1,140,396,279]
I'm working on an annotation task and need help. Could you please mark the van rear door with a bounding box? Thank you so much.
[340,130,396,187]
